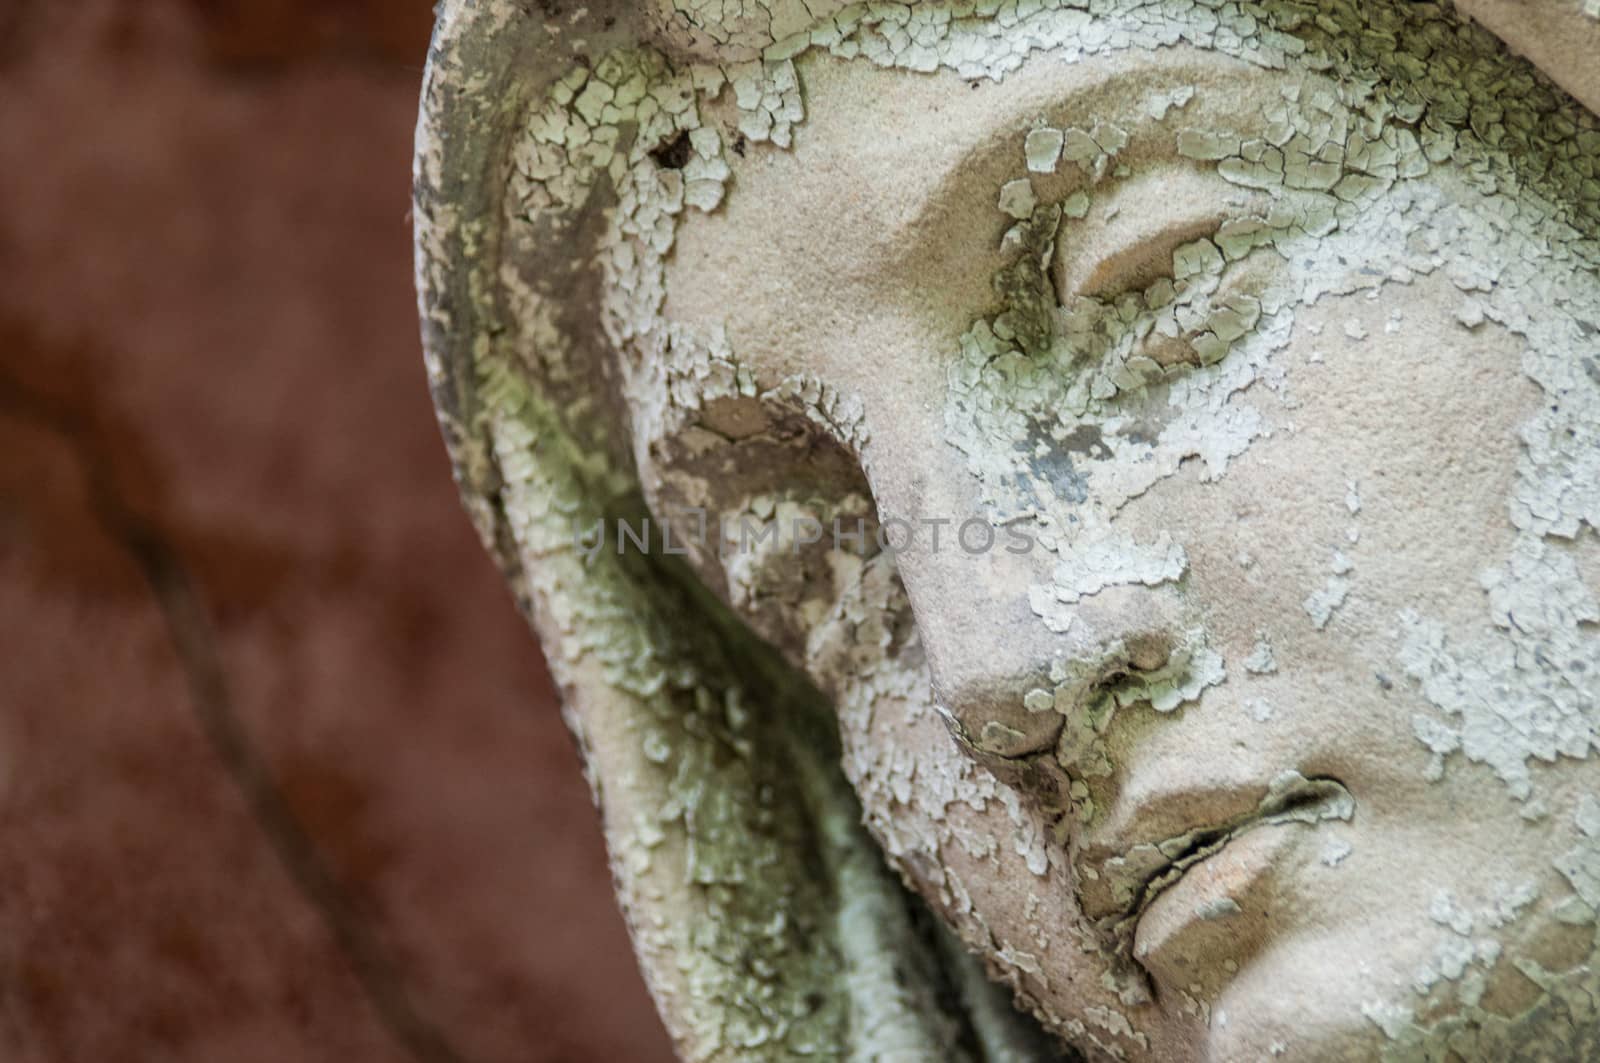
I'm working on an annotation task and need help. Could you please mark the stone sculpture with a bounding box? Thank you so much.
[414,2,1600,1058]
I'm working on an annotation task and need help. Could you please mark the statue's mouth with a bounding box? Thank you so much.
[1087,772,1355,965]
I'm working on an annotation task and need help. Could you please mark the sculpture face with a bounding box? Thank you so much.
[464,2,1600,1058]
[638,42,1598,1054]
[633,21,1599,1063]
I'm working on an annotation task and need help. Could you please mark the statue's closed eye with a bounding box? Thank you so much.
[1065,213,1229,301]
[1050,167,1277,372]
[1053,167,1255,302]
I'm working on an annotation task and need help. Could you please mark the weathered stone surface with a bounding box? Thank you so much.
[417,0,1600,1059]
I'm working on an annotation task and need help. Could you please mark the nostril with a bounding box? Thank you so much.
[1099,632,1227,724]
[1053,628,1175,707]
[1047,627,1224,783]
[1125,632,1174,672]
[931,673,1067,764]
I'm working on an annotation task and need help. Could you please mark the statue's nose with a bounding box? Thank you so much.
[889,525,1188,771]
[848,369,1190,775]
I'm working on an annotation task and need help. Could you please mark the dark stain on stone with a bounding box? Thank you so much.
[650,130,693,170]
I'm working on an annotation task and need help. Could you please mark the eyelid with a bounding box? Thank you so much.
[1053,167,1256,301]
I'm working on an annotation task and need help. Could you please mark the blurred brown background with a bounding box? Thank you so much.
[0,3,673,1060]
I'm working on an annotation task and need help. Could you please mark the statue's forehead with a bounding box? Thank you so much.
[645,0,853,60]
[631,0,1600,116]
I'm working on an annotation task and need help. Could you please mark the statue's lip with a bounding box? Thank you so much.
[1129,818,1307,986]
[1089,772,1355,953]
